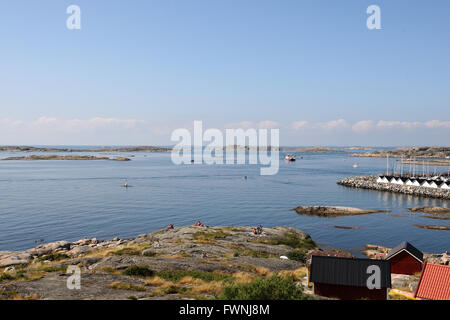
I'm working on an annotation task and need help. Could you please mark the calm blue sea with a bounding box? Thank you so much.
[0,149,449,254]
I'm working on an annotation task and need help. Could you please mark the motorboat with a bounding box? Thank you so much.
[285,154,296,161]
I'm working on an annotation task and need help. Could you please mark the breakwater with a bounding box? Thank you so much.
[337,176,450,200]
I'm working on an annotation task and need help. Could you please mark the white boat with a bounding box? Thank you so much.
[285,154,296,161]
[352,164,359,168]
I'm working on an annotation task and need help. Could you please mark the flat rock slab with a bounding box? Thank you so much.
[2,272,148,300]
[408,207,450,214]
[293,206,388,217]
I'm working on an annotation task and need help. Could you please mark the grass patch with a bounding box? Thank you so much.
[193,231,231,241]
[109,281,146,291]
[265,233,316,252]
[286,250,306,263]
[40,265,67,273]
[144,276,169,286]
[157,284,189,295]
[0,273,15,282]
[230,246,276,259]
[278,268,307,281]
[110,248,142,256]
[37,253,69,262]
[190,281,222,295]
[155,270,231,283]
[142,250,157,257]
[219,274,313,300]
[122,265,154,278]
[232,272,257,284]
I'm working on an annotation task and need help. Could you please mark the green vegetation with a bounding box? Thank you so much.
[267,233,316,251]
[286,250,306,263]
[193,231,231,241]
[155,270,231,283]
[110,247,142,256]
[158,285,189,295]
[219,274,313,300]
[41,265,67,273]
[231,247,275,258]
[0,273,14,282]
[142,250,157,257]
[0,269,29,283]
[109,282,146,291]
[38,253,69,262]
[122,266,154,278]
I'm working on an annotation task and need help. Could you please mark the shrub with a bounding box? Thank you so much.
[219,274,312,300]
[193,231,230,241]
[286,250,306,263]
[158,285,188,295]
[0,273,14,282]
[123,266,154,277]
[268,233,316,250]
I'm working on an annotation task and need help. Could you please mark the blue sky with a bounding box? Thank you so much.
[0,0,449,146]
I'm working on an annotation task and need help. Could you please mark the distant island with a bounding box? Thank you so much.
[0,146,171,153]
[283,146,347,153]
[401,159,450,167]
[0,155,131,161]
[349,146,450,159]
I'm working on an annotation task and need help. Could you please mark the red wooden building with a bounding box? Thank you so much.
[385,241,423,275]
[414,262,450,300]
[310,256,391,300]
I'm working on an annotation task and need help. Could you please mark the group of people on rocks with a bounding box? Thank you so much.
[252,225,263,235]
[167,221,207,230]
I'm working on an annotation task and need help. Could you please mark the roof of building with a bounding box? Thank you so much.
[414,263,450,300]
[310,256,391,288]
[385,241,424,262]
[306,249,352,268]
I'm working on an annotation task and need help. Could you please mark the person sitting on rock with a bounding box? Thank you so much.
[256,225,263,234]
[167,224,174,230]
[194,221,205,227]
[252,228,258,235]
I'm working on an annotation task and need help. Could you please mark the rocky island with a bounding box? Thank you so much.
[292,206,389,217]
[348,146,450,159]
[408,206,450,214]
[0,155,131,161]
[0,146,171,153]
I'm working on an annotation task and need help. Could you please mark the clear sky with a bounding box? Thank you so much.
[0,0,449,146]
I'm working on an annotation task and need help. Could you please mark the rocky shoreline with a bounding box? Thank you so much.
[337,175,450,200]
[0,225,316,300]
[348,146,450,159]
[0,146,171,153]
[0,155,131,161]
